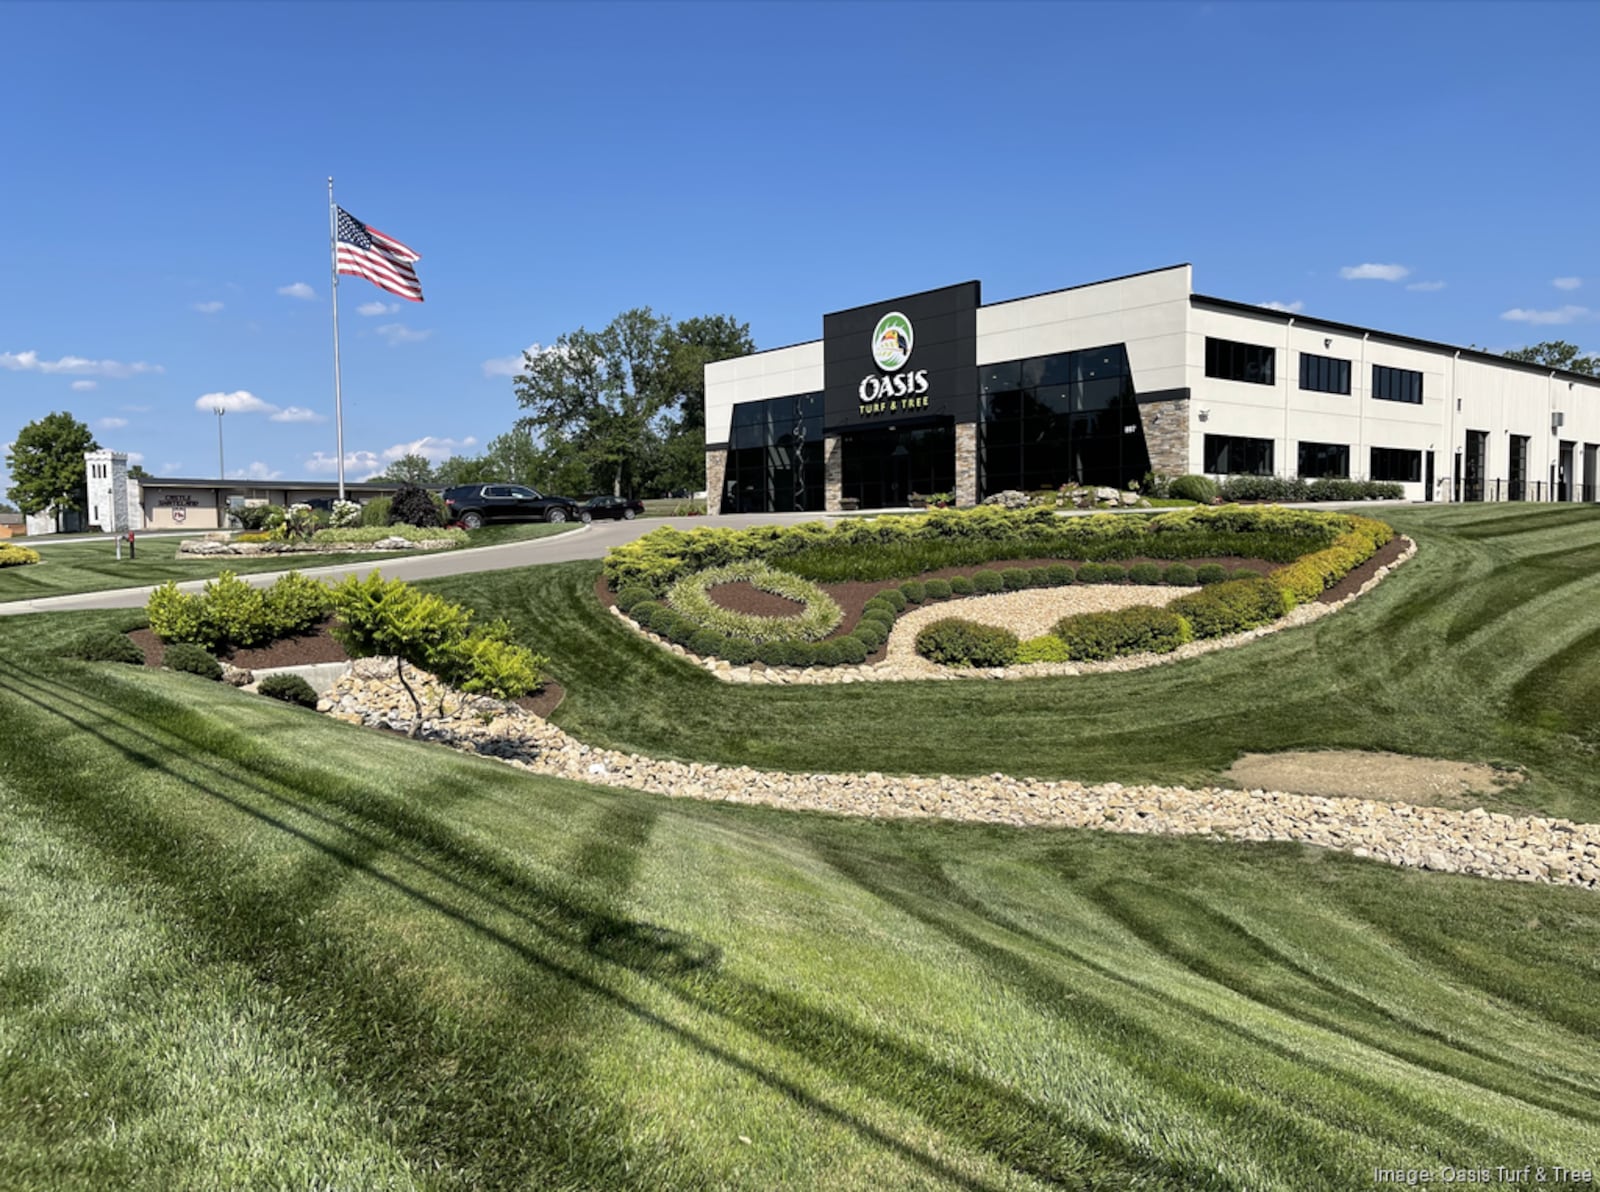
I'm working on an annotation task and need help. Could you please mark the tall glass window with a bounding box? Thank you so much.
[978,344,1150,496]
[840,420,956,509]
[723,392,824,513]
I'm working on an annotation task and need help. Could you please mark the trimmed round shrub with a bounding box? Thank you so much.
[665,617,698,647]
[780,640,816,667]
[629,599,662,624]
[0,543,42,567]
[721,636,759,666]
[1077,562,1127,584]
[360,496,392,527]
[973,569,1004,594]
[851,618,888,649]
[878,588,908,613]
[862,595,897,617]
[667,561,842,644]
[1026,567,1053,588]
[834,635,869,665]
[948,574,975,596]
[1015,634,1074,664]
[755,640,790,667]
[614,585,654,614]
[163,642,222,680]
[914,618,1019,668]
[1127,563,1163,585]
[1045,564,1075,586]
[73,631,144,665]
[258,673,318,708]
[689,630,723,658]
[1050,605,1191,661]
[900,580,927,604]
[1169,574,1289,639]
[1163,563,1197,587]
[813,639,845,666]
[923,578,952,600]
[1168,474,1219,503]
[859,609,896,632]
[263,572,332,639]
[648,606,680,637]
[1001,568,1030,592]
[1195,564,1230,585]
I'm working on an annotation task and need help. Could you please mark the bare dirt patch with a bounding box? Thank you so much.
[1224,750,1526,807]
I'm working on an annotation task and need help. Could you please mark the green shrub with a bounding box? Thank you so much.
[835,635,869,664]
[721,637,759,666]
[1001,568,1030,591]
[923,578,952,600]
[1050,605,1191,661]
[862,595,897,617]
[779,640,815,667]
[666,617,698,647]
[360,496,393,527]
[1045,563,1075,586]
[1015,635,1074,664]
[973,569,1004,594]
[73,631,144,665]
[948,574,975,596]
[1127,563,1163,585]
[879,588,908,613]
[198,571,270,649]
[1305,478,1405,501]
[446,630,547,700]
[649,606,682,637]
[1272,514,1394,605]
[899,580,926,604]
[1169,574,1289,639]
[312,525,467,545]
[1077,562,1126,584]
[666,561,842,643]
[1163,563,1197,586]
[1026,567,1053,588]
[851,618,888,649]
[813,639,845,666]
[264,572,331,638]
[689,630,723,658]
[913,618,1019,668]
[1168,474,1218,503]
[1195,564,1229,585]
[147,582,207,644]
[258,673,318,708]
[615,585,654,614]
[755,640,790,667]
[163,642,222,680]
[234,504,277,531]
[1218,475,1310,503]
[629,600,662,624]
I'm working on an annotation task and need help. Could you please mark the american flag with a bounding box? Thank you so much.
[335,206,424,302]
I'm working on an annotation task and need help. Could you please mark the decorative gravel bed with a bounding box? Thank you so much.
[317,651,1599,891]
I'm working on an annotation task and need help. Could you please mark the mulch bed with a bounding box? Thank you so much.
[1315,535,1408,604]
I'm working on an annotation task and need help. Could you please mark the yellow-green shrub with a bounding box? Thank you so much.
[1272,516,1395,605]
[147,581,206,643]
[0,543,40,567]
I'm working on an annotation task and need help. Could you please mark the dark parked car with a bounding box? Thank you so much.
[582,495,646,521]
[442,484,583,530]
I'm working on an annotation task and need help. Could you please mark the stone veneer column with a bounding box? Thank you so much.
[824,434,842,512]
[1136,394,1191,478]
[704,449,727,516]
[954,421,978,506]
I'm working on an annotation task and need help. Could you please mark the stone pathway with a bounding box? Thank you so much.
[317,655,1599,892]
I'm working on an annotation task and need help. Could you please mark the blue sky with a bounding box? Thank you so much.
[2,0,1596,496]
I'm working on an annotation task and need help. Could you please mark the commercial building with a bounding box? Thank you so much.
[704,265,1600,514]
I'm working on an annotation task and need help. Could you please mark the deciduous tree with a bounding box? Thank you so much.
[1503,340,1599,376]
[5,411,98,531]
[377,453,437,485]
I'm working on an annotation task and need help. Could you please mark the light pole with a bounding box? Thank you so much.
[215,404,226,480]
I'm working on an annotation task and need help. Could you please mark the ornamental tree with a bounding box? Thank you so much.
[5,411,98,530]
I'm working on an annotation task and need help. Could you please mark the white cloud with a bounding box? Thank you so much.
[194,390,276,415]
[303,436,479,478]
[1259,300,1303,314]
[1339,263,1411,282]
[304,450,382,477]
[1406,280,1447,292]
[0,350,164,378]
[228,461,282,481]
[71,380,98,391]
[95,417,129,431]
[126,452,144,467]
[269,406,326,423]
[160,460,183,474]
[482,343,542,378]
[356,301,398,317]
[277,282,317,301]
[1499,305,1594,326]
[381,436,476,463]
[1553,277,1583,291]
[193,300,225,313]
[375,323,433,346]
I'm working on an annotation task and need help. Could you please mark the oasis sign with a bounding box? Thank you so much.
[822,282,979,430]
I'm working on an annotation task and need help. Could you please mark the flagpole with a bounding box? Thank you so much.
[328,176,346,502]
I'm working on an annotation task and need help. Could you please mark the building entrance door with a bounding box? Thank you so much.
[1464,430,1488,502]
[1425,450,1435,502]
[839,418,956,509]
[1559,441,1575,502]
[1585,444,1599,503]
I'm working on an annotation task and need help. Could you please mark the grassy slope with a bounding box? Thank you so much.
[0,523,574,603]
[0,616,1596,1189]
[429,503,1600,823]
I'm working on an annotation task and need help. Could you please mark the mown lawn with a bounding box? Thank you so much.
[0,523,575,603]
[429,503,1600,823]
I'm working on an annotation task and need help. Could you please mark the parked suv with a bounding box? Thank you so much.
[441,484,583,530]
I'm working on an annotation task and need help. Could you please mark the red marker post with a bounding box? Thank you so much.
[126,530,136,560]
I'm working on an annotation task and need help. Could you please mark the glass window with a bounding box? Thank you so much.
[1372,364,1423,404]
[1297,441,1350,478]
[980,361,1021,393]
[1369,447,1422,483]
[1021,352,1073,390]
[1299,353,1352,395]
[1205,337,1276,385]
[723,393,826,511]
[1204,434,1275,475]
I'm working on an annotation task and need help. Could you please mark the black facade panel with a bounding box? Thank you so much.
[823,281,979,431]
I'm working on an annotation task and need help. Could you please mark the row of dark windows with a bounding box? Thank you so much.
[1206,434,1423,482]
[1205,337,1424,402]
[723,391,826,513]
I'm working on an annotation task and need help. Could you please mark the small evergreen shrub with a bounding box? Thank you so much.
[1015,635,1075,664]
[1169,574,1289,639]
[163,642,222,680]
[263,572,332,638]
[756,640,790,666]
[1127,563,1163,585]
[1218,475,1310,503]
[813,639,845,666]
[665,617,697,647]
[629,600,662,624]
[1045,564,1075,586]
[948,574,975,596]
[879,588,908,612]
[198,571,270,648]
[835,635,870,664]
[914,618,1019,668]
[1195,564,1229,585]
[923,578,952,600]
[1076,562,1125,584]
[360,497,393,527]
[147,582,206,644]
[900,580,926,604]
[648,607,680,637]
[1001,568,1030,591]
[73,631,143,665]
[689,630,723,658]
[1168,474,1219,503]
[973,569,1004,594]
[779,640,815,667]
[614,585,653,614]
[234,505,277,531]
[258,673,318,708]
[1163,563,1197,586]
[1026,567,1053,588]
[389,483,442,528]
[446,632,547,699]
[1050,605,1190,661]
[851,619,888,649]
[721,637,759,666]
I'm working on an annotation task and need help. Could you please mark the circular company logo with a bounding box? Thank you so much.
[872,311,913,372]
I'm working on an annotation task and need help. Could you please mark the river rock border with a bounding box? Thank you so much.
[179,536,461,556]
[611,537,1418,684]
[317,654,1598,891]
